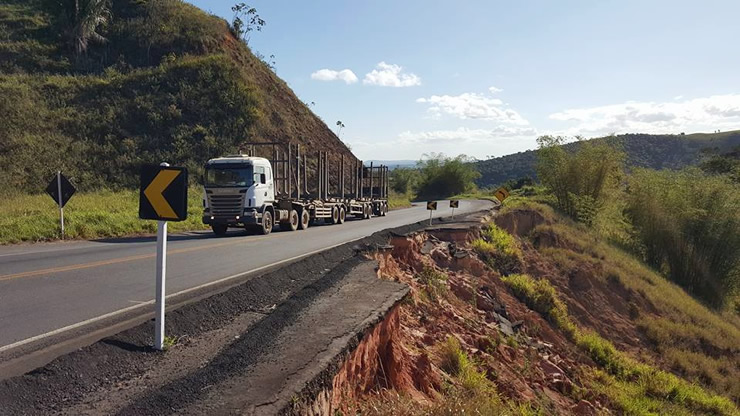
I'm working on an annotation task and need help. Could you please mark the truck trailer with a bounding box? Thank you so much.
[202,142,389,235]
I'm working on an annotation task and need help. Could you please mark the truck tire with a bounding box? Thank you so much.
[281,209,299,231]
[330,206,340,224]
[298,209,310,230]
[364,204,372,219]
[211,224,227,236]
[381,202,388,216]
[338,206,346,224]
[259,210,273,235]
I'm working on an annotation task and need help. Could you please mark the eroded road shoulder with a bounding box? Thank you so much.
[0,214,500,415]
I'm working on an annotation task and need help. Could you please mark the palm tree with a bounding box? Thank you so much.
[60,0,110,56]
[336,120,345,137]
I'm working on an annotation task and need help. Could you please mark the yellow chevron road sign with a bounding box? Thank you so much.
[494,187,510,203]
[139,165,188,221]
[427,201,437,210]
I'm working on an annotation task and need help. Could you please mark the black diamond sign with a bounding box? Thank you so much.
[46,173,76,208]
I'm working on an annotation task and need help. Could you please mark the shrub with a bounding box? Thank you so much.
[472,223,522,274]
[415,153,480,200]
[535,135,624,225]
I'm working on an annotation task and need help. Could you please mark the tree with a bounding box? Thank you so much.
[390,168,419,194]
[415,153,480,199]
[536,135,624,224]
[231,3,265,45]
[335,120,345,137]
[54,0,111,56]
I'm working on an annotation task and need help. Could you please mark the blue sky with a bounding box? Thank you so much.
[187,0,740,161]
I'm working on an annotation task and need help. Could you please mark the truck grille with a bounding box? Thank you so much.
[208,194,244,218]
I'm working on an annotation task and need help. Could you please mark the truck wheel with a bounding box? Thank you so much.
[382,203,388,216]
[281,209,299,232]
[211,224,227,236]
[259,211,273,235]
[298,209,310,230]
[338,206,346,224]
[330,206,340,224]
[364,204,372,219]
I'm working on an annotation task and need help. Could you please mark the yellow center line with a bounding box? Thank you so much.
[0,236,271,282]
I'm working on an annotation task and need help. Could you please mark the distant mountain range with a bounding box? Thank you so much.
[473,131,740,188]
[366,160,418,169]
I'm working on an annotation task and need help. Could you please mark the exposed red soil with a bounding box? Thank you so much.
[333,224,613,414]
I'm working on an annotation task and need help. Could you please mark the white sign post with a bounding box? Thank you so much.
[56,171,65,239]
[154,219,168,350]
[154,162,169,351]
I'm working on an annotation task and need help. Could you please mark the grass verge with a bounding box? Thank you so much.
[0,188,207,244]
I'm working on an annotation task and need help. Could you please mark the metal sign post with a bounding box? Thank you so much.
[450,200,459,220]
[56,171,65,238]
[426,201,437,225]
[46,171,76,239]
[139,162,188,351]
[154,162,169,351]
[155,218,167,351]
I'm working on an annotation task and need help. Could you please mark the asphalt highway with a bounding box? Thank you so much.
[0,200,492,349]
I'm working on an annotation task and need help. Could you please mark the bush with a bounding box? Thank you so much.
[536,135,624,225]
[415,153,480,200]
[390,167,419,195]
[626,168,740,306]
[472,224,521,274]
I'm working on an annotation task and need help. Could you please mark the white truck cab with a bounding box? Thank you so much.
[202,155,275,235]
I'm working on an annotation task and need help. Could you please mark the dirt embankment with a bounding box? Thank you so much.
[321,206,739,415]
[321,225,602,415]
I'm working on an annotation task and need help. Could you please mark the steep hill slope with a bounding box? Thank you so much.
[476,131,740,188]
[0,0,353,192]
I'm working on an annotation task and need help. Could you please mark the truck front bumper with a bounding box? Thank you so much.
[202,209,260,226]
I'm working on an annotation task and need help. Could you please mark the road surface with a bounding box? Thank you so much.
[0,200,491,350]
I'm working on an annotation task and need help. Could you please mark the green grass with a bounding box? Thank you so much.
[528,216,740,401]
[0,188,207,244]
[471,223,522,274]
[388,191,413,210]
[501,272,738,416]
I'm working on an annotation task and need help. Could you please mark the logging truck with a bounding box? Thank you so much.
[202,142,389,235]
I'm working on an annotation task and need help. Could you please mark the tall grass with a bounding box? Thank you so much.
[626,168,740,306]
[0,188,207,244]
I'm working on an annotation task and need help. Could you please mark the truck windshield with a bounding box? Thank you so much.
[204,166,253,187]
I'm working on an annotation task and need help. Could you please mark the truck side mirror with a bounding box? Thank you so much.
[260,173,266,184]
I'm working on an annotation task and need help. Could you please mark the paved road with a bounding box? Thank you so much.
[0,200,491,349]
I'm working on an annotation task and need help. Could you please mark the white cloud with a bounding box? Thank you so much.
[310,68,358,84]
[416,91,528,125]
[549,94,740,135]
[489,86,503,93]
[363,62,421,87]
[399,126,537,145]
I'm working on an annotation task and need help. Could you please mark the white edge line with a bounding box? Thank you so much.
[0,236,362,354]
[0,201,487,353]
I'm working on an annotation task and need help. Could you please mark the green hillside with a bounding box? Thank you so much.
[476,131,740,188]
[0,0,353,193]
